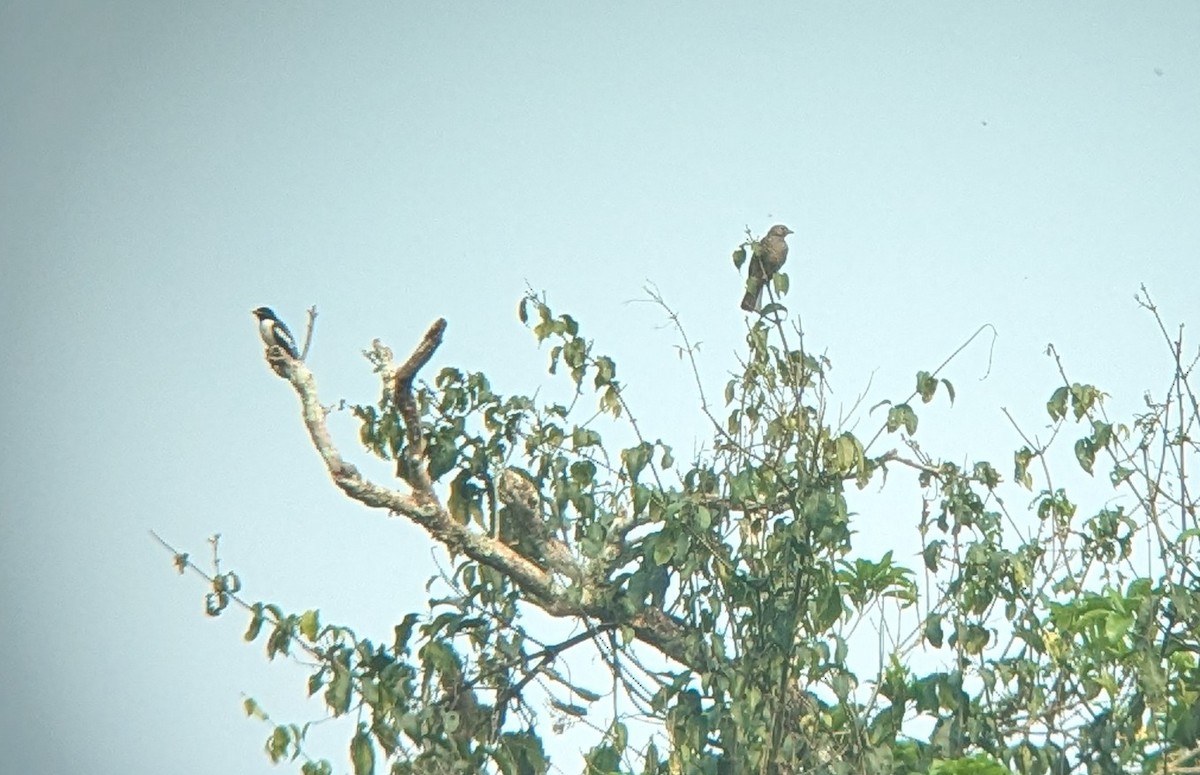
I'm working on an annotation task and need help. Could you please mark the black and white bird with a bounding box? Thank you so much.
[252,306,300,359]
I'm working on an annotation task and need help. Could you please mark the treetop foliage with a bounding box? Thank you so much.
[164,229,1200,775]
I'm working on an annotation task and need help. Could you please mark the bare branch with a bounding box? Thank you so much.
[299,305,318,361]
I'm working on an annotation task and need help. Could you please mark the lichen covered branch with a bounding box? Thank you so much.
[263,326,706,672]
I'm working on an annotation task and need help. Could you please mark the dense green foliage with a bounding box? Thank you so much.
[182,257,1199,774]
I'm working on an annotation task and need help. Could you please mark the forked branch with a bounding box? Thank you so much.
[260,319,708,673]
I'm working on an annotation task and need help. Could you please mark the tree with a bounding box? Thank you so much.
[164,231,1200,775]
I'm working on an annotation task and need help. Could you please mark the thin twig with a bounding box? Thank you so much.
[299,305,318,361]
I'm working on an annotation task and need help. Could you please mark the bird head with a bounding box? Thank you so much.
[252,306,277,321]
[768,224,793,237]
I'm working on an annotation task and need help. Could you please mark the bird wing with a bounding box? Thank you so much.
[273,320,300,357]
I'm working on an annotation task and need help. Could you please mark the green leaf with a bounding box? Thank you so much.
[1070,382,1101,419]
[925,614,944,648]
[267,725,290,763]
[497,731,549,775]
[886,404,918,435]
[834,433,863,473]
[266,618,294,658]
[245,604,265,642]
[962,624,990,655]
[426,437,460,481]
[621,443,652,482]
[351,725,376,775]
[307,672,324,697]
[584,745,621,772]
[593,355,616,389]
[243,696,268,720]
[1013,447,1035,490]
[326,659,352,716]
[571,427,602,450]
[1109,465,1134,487]
[1047,386,1069,421]
[601,385,623,417]
[610,721,629,753]
[831,671,852,702]
[814,583,843,629]
[570,459,597,484]
[633,484,650,516]
[652,536,674,566]
[299,609,319,642]
[916,370,937,403]
[1105,612,1134,641]
[732,247,747,269]
[673,532,690,561]
[1075,437,1096,474]
[394,613,419,654]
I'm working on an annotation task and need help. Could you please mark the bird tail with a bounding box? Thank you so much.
[740,281,763,312]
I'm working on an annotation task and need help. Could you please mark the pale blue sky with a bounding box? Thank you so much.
[2,3,1198,773]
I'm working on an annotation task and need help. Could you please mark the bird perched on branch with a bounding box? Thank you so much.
[252,306,300,359]
[740,224,793,312]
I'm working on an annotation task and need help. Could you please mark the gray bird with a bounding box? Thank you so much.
[740,224,793,312]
